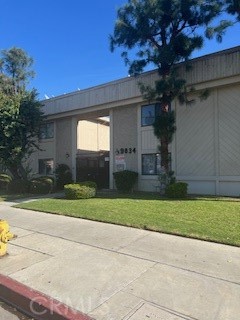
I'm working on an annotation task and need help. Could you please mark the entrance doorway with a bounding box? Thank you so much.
[76,151,109,189]
[76,116,110,189]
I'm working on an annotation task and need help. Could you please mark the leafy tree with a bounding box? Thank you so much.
[0,48,44,179]
[0,47,34,94]
[110,0,234,177]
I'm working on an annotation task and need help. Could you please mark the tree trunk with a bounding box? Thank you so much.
[160,103,170,175]
[8,164,21,180]
[160,135,169,174]
[18,163,28,180]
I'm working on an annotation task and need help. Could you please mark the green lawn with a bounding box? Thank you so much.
[15,192,240,246]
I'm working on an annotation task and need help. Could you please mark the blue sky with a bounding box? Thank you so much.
[1,0,240,100]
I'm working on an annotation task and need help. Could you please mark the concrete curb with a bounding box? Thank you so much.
[0,274,93,320]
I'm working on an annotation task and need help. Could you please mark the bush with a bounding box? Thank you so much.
[8,179,30,194]
[79,181,97,190]
[64,184,96,199]
[30,176,54,194]
[55,164,73,190]
[0,174,12,191]
[165,182,188,199]
[113,170,138,193]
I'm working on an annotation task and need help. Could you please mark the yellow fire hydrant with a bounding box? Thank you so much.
[0,220,14,257]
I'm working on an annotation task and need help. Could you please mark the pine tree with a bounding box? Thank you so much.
[110,0,235,179]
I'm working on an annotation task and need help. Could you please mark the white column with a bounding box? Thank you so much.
[71,117,78,182]
[53,120,57,172]
[137,104,142,190]
[109,110,114,189]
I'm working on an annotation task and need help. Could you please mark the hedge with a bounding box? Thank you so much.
[113,170,138,193]
[165,182,188,198]
[0,174,12,191]
[64,184,96,199]
[30,176,54,194]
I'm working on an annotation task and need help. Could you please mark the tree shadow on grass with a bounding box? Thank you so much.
[11,190,238,204]
[59,190,240,203]
[98,191,240,202]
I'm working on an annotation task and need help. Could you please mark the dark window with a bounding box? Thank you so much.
[142,154,161,175]
[40,122,54,139]
[141,104,161,126]
[142,153,172,175]
[39,159,54,175]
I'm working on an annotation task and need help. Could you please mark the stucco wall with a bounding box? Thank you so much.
[26,133,55,177]
[29,83,240,196]
[218,84,240,196]
[42,47,240,117]
[112,105,138,174]
[174,84,240,196]
[34,47,240,196]
[55,118,73,168]
[77,120,109,152]
[130,84,240,196]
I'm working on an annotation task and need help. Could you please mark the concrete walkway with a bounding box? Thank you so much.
[0,201,239,320]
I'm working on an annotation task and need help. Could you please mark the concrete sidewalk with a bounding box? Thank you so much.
[0,202,239,320]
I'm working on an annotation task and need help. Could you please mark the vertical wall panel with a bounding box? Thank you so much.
[113,105,138,172]
[141,129,159,151]
[56,118,72,168]
[218,85,240,175]
[175,94,215,176]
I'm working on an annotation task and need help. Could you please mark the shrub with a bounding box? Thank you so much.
[55,164,73,190]
[64,184,96,199]
[165,182,188,199]
[79,181,97,190]
[30,176,54,194]
[8,179,30,194]
[113,170,138,193]
[0,174,12,191]
[39,176,55,184]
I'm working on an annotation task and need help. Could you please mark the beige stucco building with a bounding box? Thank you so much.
[31,46,240,196]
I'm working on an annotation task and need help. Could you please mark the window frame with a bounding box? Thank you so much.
[38,158,54,175]
[141,103,161,127]
[141,153,172,176]
[142,153,161,176]
[39,122,54,140]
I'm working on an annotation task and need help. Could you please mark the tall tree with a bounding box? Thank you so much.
[110,0,233,179]
[0,48,44,179]
[0,47,34,94]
